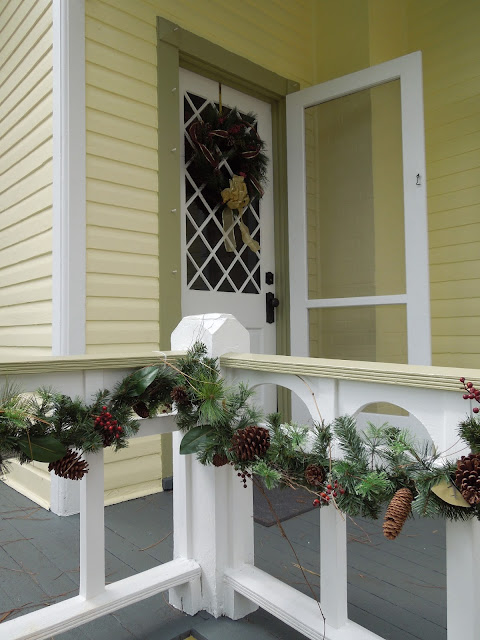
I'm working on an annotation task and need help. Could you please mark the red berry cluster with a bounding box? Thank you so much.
[94,406,123,446]
[460,378,480,414]
[237,470,252,488]
[313,481,345,507]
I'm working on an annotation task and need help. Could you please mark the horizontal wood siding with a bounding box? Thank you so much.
[84,0,313,354]
[0,0,53,357]
[407,0,480,367]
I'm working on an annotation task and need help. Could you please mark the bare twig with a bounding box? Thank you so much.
[253,477,326,639]
[139,531,172,551]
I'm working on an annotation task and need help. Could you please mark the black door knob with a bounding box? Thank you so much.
[266,292,280,323]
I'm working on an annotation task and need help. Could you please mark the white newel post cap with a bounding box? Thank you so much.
[171,313,250,356]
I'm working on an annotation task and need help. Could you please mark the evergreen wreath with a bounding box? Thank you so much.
[1,346,479,540]
[188,104,268,202]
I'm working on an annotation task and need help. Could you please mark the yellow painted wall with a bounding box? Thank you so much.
[0,0,53,357]
[84,0,314,354]
[312,0,480,369]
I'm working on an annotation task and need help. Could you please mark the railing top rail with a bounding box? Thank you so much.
[220,352,480,392]
[0,351,185,376]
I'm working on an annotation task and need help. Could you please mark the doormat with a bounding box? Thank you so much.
[253,481,315,527]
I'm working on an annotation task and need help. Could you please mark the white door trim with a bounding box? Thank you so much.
[287,51,431,365]
[52,0,86,356]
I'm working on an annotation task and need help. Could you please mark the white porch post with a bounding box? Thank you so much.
[169,314,258,618]
[50,0,87,515]
[446,518,480,640]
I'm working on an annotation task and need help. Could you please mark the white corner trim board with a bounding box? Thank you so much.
[52,0,86,356]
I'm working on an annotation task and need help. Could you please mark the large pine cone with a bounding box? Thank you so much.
[383,487,413,540]
[231,426,270,462]
[455,453,480,505]
[48,450,89,480]
[305,464,325,486]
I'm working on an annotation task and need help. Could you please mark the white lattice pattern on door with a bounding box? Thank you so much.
[183,91,261,295]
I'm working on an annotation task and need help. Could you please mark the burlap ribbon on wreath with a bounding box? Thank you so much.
[220,175,260,253]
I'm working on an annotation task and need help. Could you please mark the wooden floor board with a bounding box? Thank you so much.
[0,482,447,639]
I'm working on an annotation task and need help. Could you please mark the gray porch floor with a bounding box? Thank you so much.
[0,481,446,640]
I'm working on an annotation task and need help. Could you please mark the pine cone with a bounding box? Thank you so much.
[383,488,413,540]
[455,453,480,505]
[48,450,89,480]
[230,426,270,462]
[305,464,325,486]
[171,385,190,406]
[132,401,150,418]
[212,453,228,467]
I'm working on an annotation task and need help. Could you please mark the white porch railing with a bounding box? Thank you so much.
[1,313,479,640]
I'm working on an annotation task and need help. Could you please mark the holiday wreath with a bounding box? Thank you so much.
[188,105,268,253]
[1,344,480,540]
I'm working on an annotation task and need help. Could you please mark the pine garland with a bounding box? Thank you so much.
[1,349,479,539]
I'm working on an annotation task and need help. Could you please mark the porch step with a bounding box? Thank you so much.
[224,564,384,640]
[0,558,201,640]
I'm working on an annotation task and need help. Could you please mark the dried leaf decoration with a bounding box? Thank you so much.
[431,478,470,508]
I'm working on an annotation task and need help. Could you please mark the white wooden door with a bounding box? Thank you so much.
[180,69,276,359]
[286,52,431,368]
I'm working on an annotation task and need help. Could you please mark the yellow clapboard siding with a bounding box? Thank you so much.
[2,92,52,153]
[86,342,159,354]
[0,254,52,289]
[87,225,158,256]
[0,209,51,251]
[0,5,52,82]
[87,297,158,321]
[85,15,156,64]
[427,94,480,131]
[428,185,480,214]
[104,436,161,464]
[86,273,158,299]
[86,154,157,191]
[104,456,162,492]
[86,61,157,107]
[86,108,156,149]
[86,0,155,45]
[0,300,51,327]
[2,138,53,191]
[0,185,51,231]
[427,130,480,162]
[0,277,51,307]
[0,0,50,67]
[87,202,158,234]
[86,85,156,127]
[433,336,480,354]
[433,353,480,368]
[430,260,480,283]
[426,112,480,147]
[85,39,156,85]
[432,316,480,336]
[432,298,480,318]
[428,166,480,198]
[0,161,52,212]
[0,325,51,347]
[87,248,158,277]
[429,205,479,231]
[0,64,52,128]
[430,224,480,249]
[428,148,480,181]
[0,116,52,174]
[86,320,158,344]
[86,131,157,171]
[430,279,478,301]
[86,178,157,212]
[0,346,52,357]
[0,21,51,98]
[0,230,51,269]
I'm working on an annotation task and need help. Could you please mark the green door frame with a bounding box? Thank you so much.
[156,19,296,475]
[157,17,297,356]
